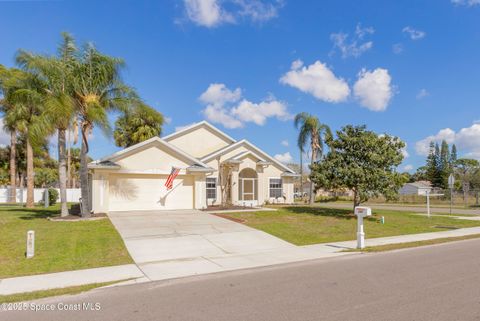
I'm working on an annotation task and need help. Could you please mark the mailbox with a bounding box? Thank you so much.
[354,206,371,249]
[354,206,372,218]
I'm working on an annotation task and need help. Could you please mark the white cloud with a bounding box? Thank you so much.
[183,0,234,27]
[353,68,393,111]
[451,0,480,6]
[392,43,403,54]
[200,83,242,107]
[182,0,282,28]
[274,152,293,164]
[203,105,243,129]
[414,124,480,158]
[235,0,282,22]
[401,143,409,159]
[416,89,429,100]
[403,164,414,172]
[402,26,426,40]
[231,98,291,126]
[280,60,350,103]
[330,24,375,58]
[164,117,172,124]
[199,83,291,129]
[281,140,289,147]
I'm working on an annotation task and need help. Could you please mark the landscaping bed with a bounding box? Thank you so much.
[226,206,480,246]
[0,204,132,279]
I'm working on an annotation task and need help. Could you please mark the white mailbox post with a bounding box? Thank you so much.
[355,206,372,249]
[26,230,35,258]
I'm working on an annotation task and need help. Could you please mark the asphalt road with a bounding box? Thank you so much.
[316,202,480,215]
[3,239,480,321]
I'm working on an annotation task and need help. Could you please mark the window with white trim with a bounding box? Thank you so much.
[206,178,217,199]
[269,178,282,198]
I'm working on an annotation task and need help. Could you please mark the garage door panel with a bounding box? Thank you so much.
[109,174,194,211]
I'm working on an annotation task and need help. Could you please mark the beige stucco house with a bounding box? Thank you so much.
[89,121,297,212]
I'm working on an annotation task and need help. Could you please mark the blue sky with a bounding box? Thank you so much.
[1,0,480,171]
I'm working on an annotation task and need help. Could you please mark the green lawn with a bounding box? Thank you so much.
[0,205,132,279]
[227,206,480,245]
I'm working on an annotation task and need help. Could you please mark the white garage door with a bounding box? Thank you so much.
[108,174,194,211]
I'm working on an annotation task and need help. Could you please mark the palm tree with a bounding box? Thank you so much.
[71,44,138,217]
[0,66,23,203]
[16,33,77,216]
[114,103,164,148]
[294,112,331,205]
[8,72,49,208]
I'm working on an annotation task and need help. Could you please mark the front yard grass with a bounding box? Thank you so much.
[0,205,132,279]
[227,206,480,245]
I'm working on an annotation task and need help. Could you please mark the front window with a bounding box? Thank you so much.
[269,178,282,198]
[206,177,217,199]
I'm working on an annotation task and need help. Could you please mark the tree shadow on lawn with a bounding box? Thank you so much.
[283,206,359,220]
[5,207,60,220]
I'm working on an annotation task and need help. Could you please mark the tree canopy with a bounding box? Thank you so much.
[113,103,164,148]
[423,140,457,188]
[310,125,407,209]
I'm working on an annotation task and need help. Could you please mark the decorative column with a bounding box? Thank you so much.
[231,168,239,206]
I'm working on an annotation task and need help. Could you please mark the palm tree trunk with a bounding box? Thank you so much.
[299,149,303,201]
[9,131,17,203]
[80,126,90,217]
[58,129,68,216]
[67,128,71,188]
[26,137,34,208]
[309,145,317,205]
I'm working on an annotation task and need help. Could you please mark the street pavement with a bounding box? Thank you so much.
[316,202,480,215]
[3,238,480,321]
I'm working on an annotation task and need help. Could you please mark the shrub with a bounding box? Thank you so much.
[40,188,59,206]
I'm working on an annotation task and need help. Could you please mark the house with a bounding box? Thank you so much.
[88,121,298,212]
[296,181,354,199]
[399,181,432,196]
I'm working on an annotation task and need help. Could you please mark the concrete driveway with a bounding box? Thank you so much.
[108,210,332,281]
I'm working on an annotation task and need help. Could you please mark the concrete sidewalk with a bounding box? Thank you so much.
[322,226,480,250]
[0,264,145,295]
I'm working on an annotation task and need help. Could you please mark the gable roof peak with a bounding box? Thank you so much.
[90,135,209,168]
[162,120,236,144]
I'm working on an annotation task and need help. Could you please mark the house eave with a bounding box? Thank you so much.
[186,166,216,173]
[281,172,301,177]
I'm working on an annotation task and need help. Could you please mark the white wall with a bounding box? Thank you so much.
[0,188,81,203]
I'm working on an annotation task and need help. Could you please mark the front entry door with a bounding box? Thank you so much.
[241,178,257,206]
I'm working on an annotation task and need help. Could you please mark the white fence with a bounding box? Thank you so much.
[0,188,81,203]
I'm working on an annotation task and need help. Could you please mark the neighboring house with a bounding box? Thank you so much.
[399,181,432,196]
[89,121,298,212]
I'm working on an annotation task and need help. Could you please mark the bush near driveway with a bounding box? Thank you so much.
[0,205,132,279]
[227,206,480,246]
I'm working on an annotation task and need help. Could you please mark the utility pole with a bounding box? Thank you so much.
[448,174,455,215]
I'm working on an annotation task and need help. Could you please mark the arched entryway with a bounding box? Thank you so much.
[238,168,258,206]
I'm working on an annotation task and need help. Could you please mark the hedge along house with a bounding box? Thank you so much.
[89,121,298,212]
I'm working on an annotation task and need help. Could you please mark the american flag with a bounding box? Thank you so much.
[165,167,180,190]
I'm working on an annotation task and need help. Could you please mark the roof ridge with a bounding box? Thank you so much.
[162,121,236,143]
